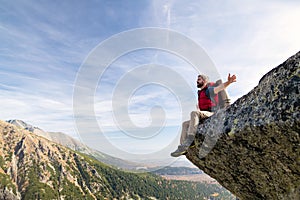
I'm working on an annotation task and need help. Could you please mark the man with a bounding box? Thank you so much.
[171,73,237,157]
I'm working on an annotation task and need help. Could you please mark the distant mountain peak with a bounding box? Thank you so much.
[5,119,143,170]
[6,119,42,132]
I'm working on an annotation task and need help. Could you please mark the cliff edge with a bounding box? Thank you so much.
[186,51,300,199]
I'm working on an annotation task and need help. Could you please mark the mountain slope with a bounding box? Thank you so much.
[7,119,140,170]
[0,120,233,199]
[7,120,83,151]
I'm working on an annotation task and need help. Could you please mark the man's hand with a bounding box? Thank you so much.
[213,73,237,94]
[227,73,237,84]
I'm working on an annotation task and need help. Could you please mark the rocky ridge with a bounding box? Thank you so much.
[186,51,300,199]
[7,120,84,151]
[7,119,140,170]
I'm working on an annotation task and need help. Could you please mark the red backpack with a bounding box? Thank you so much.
[198,80,231,111]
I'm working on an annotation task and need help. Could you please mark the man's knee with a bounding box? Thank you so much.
[182,120,189,127]
[199,111,213,119]
[190,111,199,118]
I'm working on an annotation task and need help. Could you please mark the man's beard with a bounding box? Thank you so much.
[197,82,204,88]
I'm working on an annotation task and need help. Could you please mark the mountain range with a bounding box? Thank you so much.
[0,120,234,199]
[6,119,140,171]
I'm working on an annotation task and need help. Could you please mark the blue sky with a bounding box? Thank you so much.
[1,0,300,165]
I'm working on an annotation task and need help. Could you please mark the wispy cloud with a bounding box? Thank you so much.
[149,0,300,102]
[1,0,299,160]
[0,89,75,134]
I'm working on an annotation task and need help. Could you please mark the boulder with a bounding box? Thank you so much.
[186,51,300,199]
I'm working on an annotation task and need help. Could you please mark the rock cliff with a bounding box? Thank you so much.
[186,51,300,199]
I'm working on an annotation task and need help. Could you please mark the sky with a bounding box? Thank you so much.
[1,0,300,166]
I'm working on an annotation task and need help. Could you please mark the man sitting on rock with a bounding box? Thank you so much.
[171,73,237,157]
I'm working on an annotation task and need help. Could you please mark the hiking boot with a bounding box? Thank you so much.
[170,145,188,157]
[170,135,196,157]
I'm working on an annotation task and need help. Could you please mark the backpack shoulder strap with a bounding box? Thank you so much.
[205,82,217,104]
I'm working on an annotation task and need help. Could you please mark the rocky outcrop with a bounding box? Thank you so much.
[186,51,300,199]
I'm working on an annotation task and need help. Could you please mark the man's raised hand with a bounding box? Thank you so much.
[227,73,237,84]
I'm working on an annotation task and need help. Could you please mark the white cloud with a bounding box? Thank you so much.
[152,0,300,102]
[1,0,299,158]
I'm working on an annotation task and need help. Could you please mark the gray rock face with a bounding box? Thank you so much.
[186,51,300,200]
[0,189,19,200]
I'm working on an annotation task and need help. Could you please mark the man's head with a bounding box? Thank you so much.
[197,74,209,88]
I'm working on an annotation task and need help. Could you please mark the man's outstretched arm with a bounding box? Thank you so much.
[213,73,237,94]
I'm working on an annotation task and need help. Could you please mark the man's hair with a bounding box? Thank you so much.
[198,74,209,82]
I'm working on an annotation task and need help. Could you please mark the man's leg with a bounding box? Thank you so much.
[170,121,189,157]
[187,110,213,138]
[181,110,202,147]
[171,111,200,157]
[171,110,213,157]
[180,120,190,144]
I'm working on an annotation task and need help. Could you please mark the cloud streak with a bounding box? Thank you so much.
[1,0,299,158]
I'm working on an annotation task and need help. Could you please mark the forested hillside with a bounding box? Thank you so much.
[0,120,234,199]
